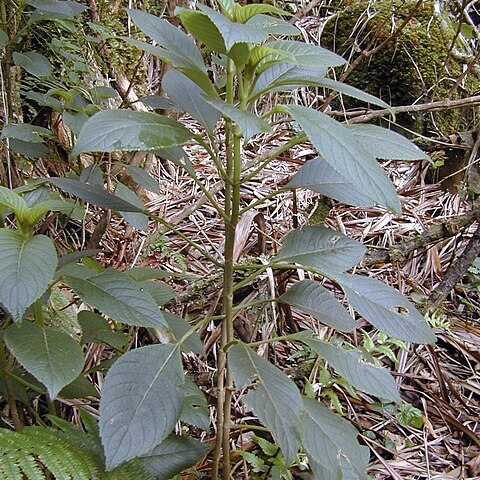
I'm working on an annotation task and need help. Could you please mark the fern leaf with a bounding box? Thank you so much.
[0,418,155,480]
[0,454,24,480]
[11,450,45,480]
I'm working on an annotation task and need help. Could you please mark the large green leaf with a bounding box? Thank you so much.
[71,110,192,158]
[123,37,216,96]
[285,105,401,213]
[268,40,346,68]
[301,398,369,480]
[78,311,127,350]
[179,9,227,53]
[303,338,401,402]
[202,97,270,141]
[233,3,291,23]
[49,177,145,212]
[195,3,267,50]
[140,281,175,306]
[346,124,430,160]
[246,14,301,36]
[163,312,204,355]
[124,165,160,193]
[179,377,210,430]
[229,342,303,463]
[26,0,87,18]
[251,62,296,96]
[279,280,355,332]
[140,435,209,480]
[315,78,392,112]
[252,64,329,98]
[0,29,8,49]
[115,182,149,232]
[275,226,366,276]
[124,267,172,282]
[5,322,84,399]
[0,185,29,214]
[287,157,375,207]
[163,70,220,134]
[8,139,52,158]
[64,269,167,328]
[0,230,57,321]
[21,199,81,226]
[127,9,205,71]
[12,51,52,77]
[334,273,436,344]
[1,123,52,143]
[99,344,184,469]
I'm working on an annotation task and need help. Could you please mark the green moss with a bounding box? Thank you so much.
[322,0,480,134]
[93,0,163,91]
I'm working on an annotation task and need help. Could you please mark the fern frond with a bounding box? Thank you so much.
[0,417,155,480]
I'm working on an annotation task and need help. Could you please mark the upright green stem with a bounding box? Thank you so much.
[213,58,237,479]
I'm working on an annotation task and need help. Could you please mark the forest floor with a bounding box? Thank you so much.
[93,134,479,479]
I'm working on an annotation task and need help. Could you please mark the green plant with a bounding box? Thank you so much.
[0,0,437,479]
[0,413,155,479]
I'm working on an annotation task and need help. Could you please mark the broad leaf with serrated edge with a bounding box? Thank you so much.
[100,344,184,469]
[234,4,291,23]
[315,78,393,113]
[301,398,369,480]
[246,14,301,36]
[334,273,436,344]
[49,177,145,212]
[127,9,204,71]
[285,105,401,213]
[125,165,160,193]
[180,377,210,430]
[252,64,329,98]
[122,36,215,95]
[115,182,149,232]
[26,0,87,18]
[0,230,57,321]
[1,123,52,143]
[287,157,374,207]
[140,281,175,306]
[78,311,127,350]
[179,9,227,53]
[13,51,52,77]
[163,70,220,134]
[346,124,430,160]
[303,338,401,402]
[275,226,365,276]
[140,435,209,480]
[64,269,167,328]
[163,312,204,355]
[71,110,192,158]
[197,3,267,50]
[23,199,81,226]
[202,97,270,141]
[229,342,303,463]
[0,185,28,214]
[268,40,346,68]
[5,322,84,399]
[279,280,355,332]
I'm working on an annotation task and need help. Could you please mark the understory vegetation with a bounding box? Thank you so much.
[0,0,479,479]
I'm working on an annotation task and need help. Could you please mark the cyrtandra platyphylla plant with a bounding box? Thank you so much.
[0,1,435,479]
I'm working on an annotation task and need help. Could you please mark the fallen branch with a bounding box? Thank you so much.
[427,222,480,309]
[329,95,480,124]
[363,206,480,266]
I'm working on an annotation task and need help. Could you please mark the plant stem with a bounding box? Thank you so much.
[213,57,237,479]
